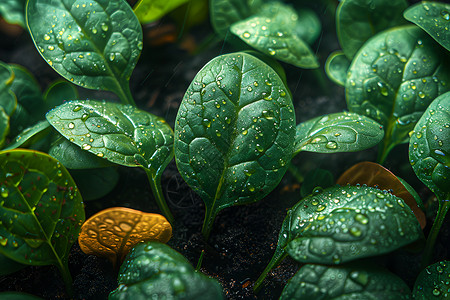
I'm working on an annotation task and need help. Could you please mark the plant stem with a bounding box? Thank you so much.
[58,261,73,297]
[144,169,174,224]
[421,197,450,269]
[201,207,217,241]
[376,138,393,165]
[196,250,205,271]
[253,250,288,293]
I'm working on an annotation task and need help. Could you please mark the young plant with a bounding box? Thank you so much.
[0,149,85,296]
[409,92,450,267]
[110,241,225,299]
[174,51,296,239]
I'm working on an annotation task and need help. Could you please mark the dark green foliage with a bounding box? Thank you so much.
[413,261,450,299]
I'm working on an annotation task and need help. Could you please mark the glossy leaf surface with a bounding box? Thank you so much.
[346,25,450,161]
[174,52,295,238]
[404,1,450,52]
[0,0,26,27]
[325,51,350,86]
[0,149,84,277]
[280,263,411,300]
[78,207,172,265]
[413,261,450,299]
[110,242,225,300]
[0,61,16,116]
[2,120,51,151]
[26,0,143,105]
[337,161,426,228]
[409,92,450,201]
[294,111,384,155]
[209,0,262,38]
[231,2,319,69]
[337,0,408,59]
[0,107,8,147]
[134,0,188,24]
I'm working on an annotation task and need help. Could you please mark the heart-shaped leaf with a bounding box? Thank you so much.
[336,0,408,59]
[231,2,319,69]
[404,2,450,52]
[280,263,411,299]
[325,50,350,86]
[174,52,296,239]
[209,0,262,38]
[78,207,172,266]
[337,161,426,228]
[133,0,188,24]
[346,25,450,163]
[26,0,143,105]
[110,242,225,299]
[254,185,422,290]
[0,149,85,293]
[294,111,384,155]
[46,100,175,222]
[0,0,26,27]
[413,261,450,299]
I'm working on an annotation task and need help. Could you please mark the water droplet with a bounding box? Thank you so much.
[44,34,51,41]
[354,214,369,225]
[97,152,104,158]
[82,144,91,150]
[377,82,388,96]
[433,288,441,296]
[68,122,75,129]
[92,28,98,34]
[441,10,450,20]
[137,41,143,50]
[350,227,362,237]
[248,185,255,192]
[0,236,7,246]
[81,113,89,121]
[243,32,251,38]
[101,23,108,31]
[325,141,337,149]
[1,187,9,198]
[242,129,248,135]
[109,53,115,61]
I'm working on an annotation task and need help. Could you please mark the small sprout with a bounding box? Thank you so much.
[78,207,172,266]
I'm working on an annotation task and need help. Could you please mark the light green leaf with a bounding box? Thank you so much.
[2,120,52,151]
[133,0,188,24]
[231,2,319,69]
[346,25,450,162]
[174,52,296,239]
[325,51,350,86]
[0,0,26,27]
[414,261,450,299]
[209,0,262,38]
[280,263,411,300]
[337,0,408,59]
[404,1,450,52]
[294,111,384,155]
[294,9,321,45]
[0,107,9,147]
[26,0,143,105]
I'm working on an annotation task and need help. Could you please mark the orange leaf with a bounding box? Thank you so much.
[78,207,172,266]
[337,161,426,229]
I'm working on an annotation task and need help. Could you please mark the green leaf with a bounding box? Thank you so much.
[0,0,26,27]
[0,107,9,147]
[110,242,225,299]
[48,135,114,169]
[294,9,321,45]
[294,111,384,155]
[414,261,450,299]
[0,292,43,300]
[46,100,175,221]
[209,0,262,38]
[346,25,450,162]
[254,185,422,290]
[26,0,143,105]
[280,263,411,300]
[174,52,296,239]
[300,169,334,198]
[336,0,408,59]
[133,0,189,24]
[69,167,119,201]
[409,92,450,201]
[0,61,17,116]
[2,120,52,151]
[404,2,450,52]
[325,51,350,86]
[231,2,319,69]
[0,149,85,293]
[43,80,78,111]
[0,253,26,276]
[397,176,424,211]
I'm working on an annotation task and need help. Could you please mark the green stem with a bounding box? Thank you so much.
[144,169,174,224]
[376,138,393,165]
[201,207,217,241]
[196,250,205,271]
[116,82,136,106]
[421,197,450,269]
[58,260,73,297]
[288,162,304,184]
[253,250,288,293]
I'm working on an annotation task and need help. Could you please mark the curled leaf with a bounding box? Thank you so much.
[78,207,172,265]
[325,51,350,86]
[337,161,426,229]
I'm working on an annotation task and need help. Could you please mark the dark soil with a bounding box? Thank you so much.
[0,0,439,299]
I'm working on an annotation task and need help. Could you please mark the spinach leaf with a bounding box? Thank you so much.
[209,0,262,38]
[2,120,52,151]
[280,263,411,300]
[231,2,318,69]
[0,0,26,27]
[413,261,450,299]
[133,0,188,24]
[0,253,26,276]
[46,100,175,222]
[294,111,384,155]
[110,242,225,299]
[26,0,143,105]
[0,292,43,300]
[174,52,295,239]
[336,0,408,59]
[404,2,450,52]
[0,149,85,295]
[0,61,17,116]
[295,9,321,45]
[325,51,350,86]
[0,107,8,147]
[346,25,450,163]
[254,185,422,291]
[69,167,119,201]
